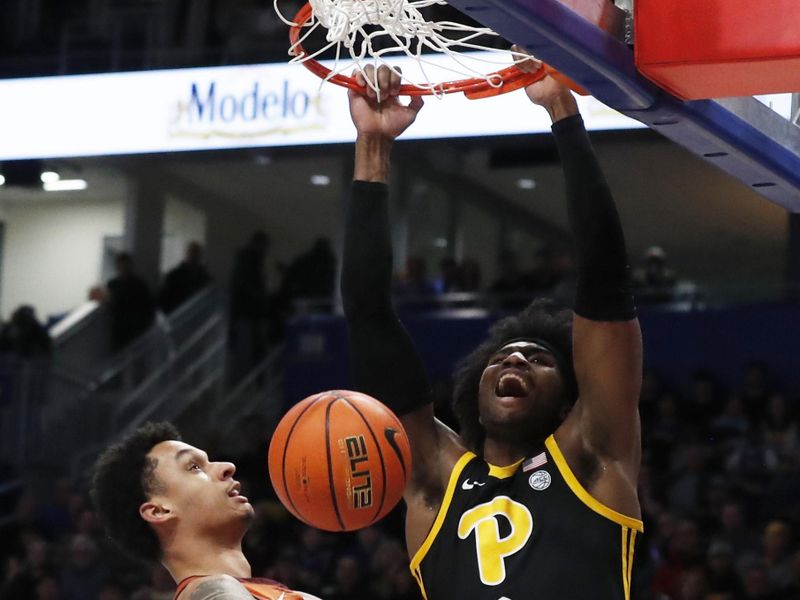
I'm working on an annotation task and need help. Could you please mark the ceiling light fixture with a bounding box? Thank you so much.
[517,178,537,190]
[310,174,331,186]
[43,179,88,192]
[0,175,5,186]
[40,170,60,183]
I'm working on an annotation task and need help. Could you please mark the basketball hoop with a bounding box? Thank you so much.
[275,0,583,99]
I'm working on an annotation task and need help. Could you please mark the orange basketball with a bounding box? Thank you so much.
[268,390,412,532]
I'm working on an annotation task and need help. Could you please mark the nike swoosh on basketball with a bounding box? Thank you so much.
[462,479,486,490]
[384,427,407,478]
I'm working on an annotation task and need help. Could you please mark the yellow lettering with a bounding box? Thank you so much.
[457,496,533,585]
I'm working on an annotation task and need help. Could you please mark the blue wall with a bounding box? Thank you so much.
[284,302,800,407]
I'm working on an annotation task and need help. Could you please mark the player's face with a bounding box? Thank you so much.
[146,441,254,533]
[477,341,565,443]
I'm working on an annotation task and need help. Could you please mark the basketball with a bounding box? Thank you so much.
[268,390,412,532]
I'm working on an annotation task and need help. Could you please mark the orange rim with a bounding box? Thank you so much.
[288,2,555,99]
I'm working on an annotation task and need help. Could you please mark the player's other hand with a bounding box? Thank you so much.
[348,65,424,140]
[512,45,578,122]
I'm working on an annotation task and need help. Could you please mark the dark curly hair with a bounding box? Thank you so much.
[452,299,577,454]
[91,422,181,563]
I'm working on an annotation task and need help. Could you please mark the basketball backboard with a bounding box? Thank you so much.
[445,0,800,212]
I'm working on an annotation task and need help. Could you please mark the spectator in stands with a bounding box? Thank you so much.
[262,547,305,593]
[649,392,687,471]
[684,369,723,435]
[34,574,60,600]
[158,241,211,314]
[742,564,775,599]
[706,541,745,599]
[0,536,54,599]
[639,368,664,426]
[393,256,436,298]
[37,477,75,540]
[278,237,337,301]
[489,249,525,296]
[291,526,334,593]
[459,258,481,292]
[323,555,370,600]
[678,566,709,600]
[547,245,577,307]
[711,395,751,444]
[0,305,51,358]
[740,361,772,423]
[98,582,126,600]
[59,533,109,600]
[725,430,779,507]
[762,393,798,461]
[348,526,384,569]
[103,253,157,352]
[713,501,759,569]
[229,231,271,381]
[432,258,482,295]
[273,236,337,324]
[434,257,460,294]
[523,244,559,292]
[783,551,800,599]
[652,518,704,599]
[130,564,174,600]
[667,443,709,518]
[760,521,794,592]
[368,537,407,599]
[632,245,677,302]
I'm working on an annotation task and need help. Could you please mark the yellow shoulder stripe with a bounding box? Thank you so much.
[545,435,644,532]
[409,450,477,593]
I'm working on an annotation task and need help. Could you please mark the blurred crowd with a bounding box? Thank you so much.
[393,243,690,309]
[1,358,799,600]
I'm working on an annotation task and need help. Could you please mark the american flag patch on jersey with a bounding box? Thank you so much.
[522,452,548,472]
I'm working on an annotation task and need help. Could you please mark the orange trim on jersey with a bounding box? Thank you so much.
[174,576,303,600]
[545,435,644,532]
[409,450,477,599]
[174,576,194,599]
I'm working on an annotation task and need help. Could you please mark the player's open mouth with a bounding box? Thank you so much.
[227,482,248,502]
[496,371,529,398]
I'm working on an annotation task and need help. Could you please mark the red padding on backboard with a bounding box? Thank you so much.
[635,1,800,100]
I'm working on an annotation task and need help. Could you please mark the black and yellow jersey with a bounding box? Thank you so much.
[410,434,643,600]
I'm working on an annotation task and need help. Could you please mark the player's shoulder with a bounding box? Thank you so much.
[178,574,252,599]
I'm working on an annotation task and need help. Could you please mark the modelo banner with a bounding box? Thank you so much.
[0,54,789,160]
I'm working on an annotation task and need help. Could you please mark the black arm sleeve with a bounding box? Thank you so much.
[341,181,431,415]
[551,114,636,321]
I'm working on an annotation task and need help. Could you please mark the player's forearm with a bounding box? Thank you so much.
[342,181,394,317]
[552,114,635,321]
[341,182,432,414]
[543,89,579,124]
[354,134,393,182]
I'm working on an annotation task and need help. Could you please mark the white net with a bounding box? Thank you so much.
[275,0,528,96]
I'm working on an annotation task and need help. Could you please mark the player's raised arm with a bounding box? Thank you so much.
[520,59,642,486]
[341,66,467,548]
